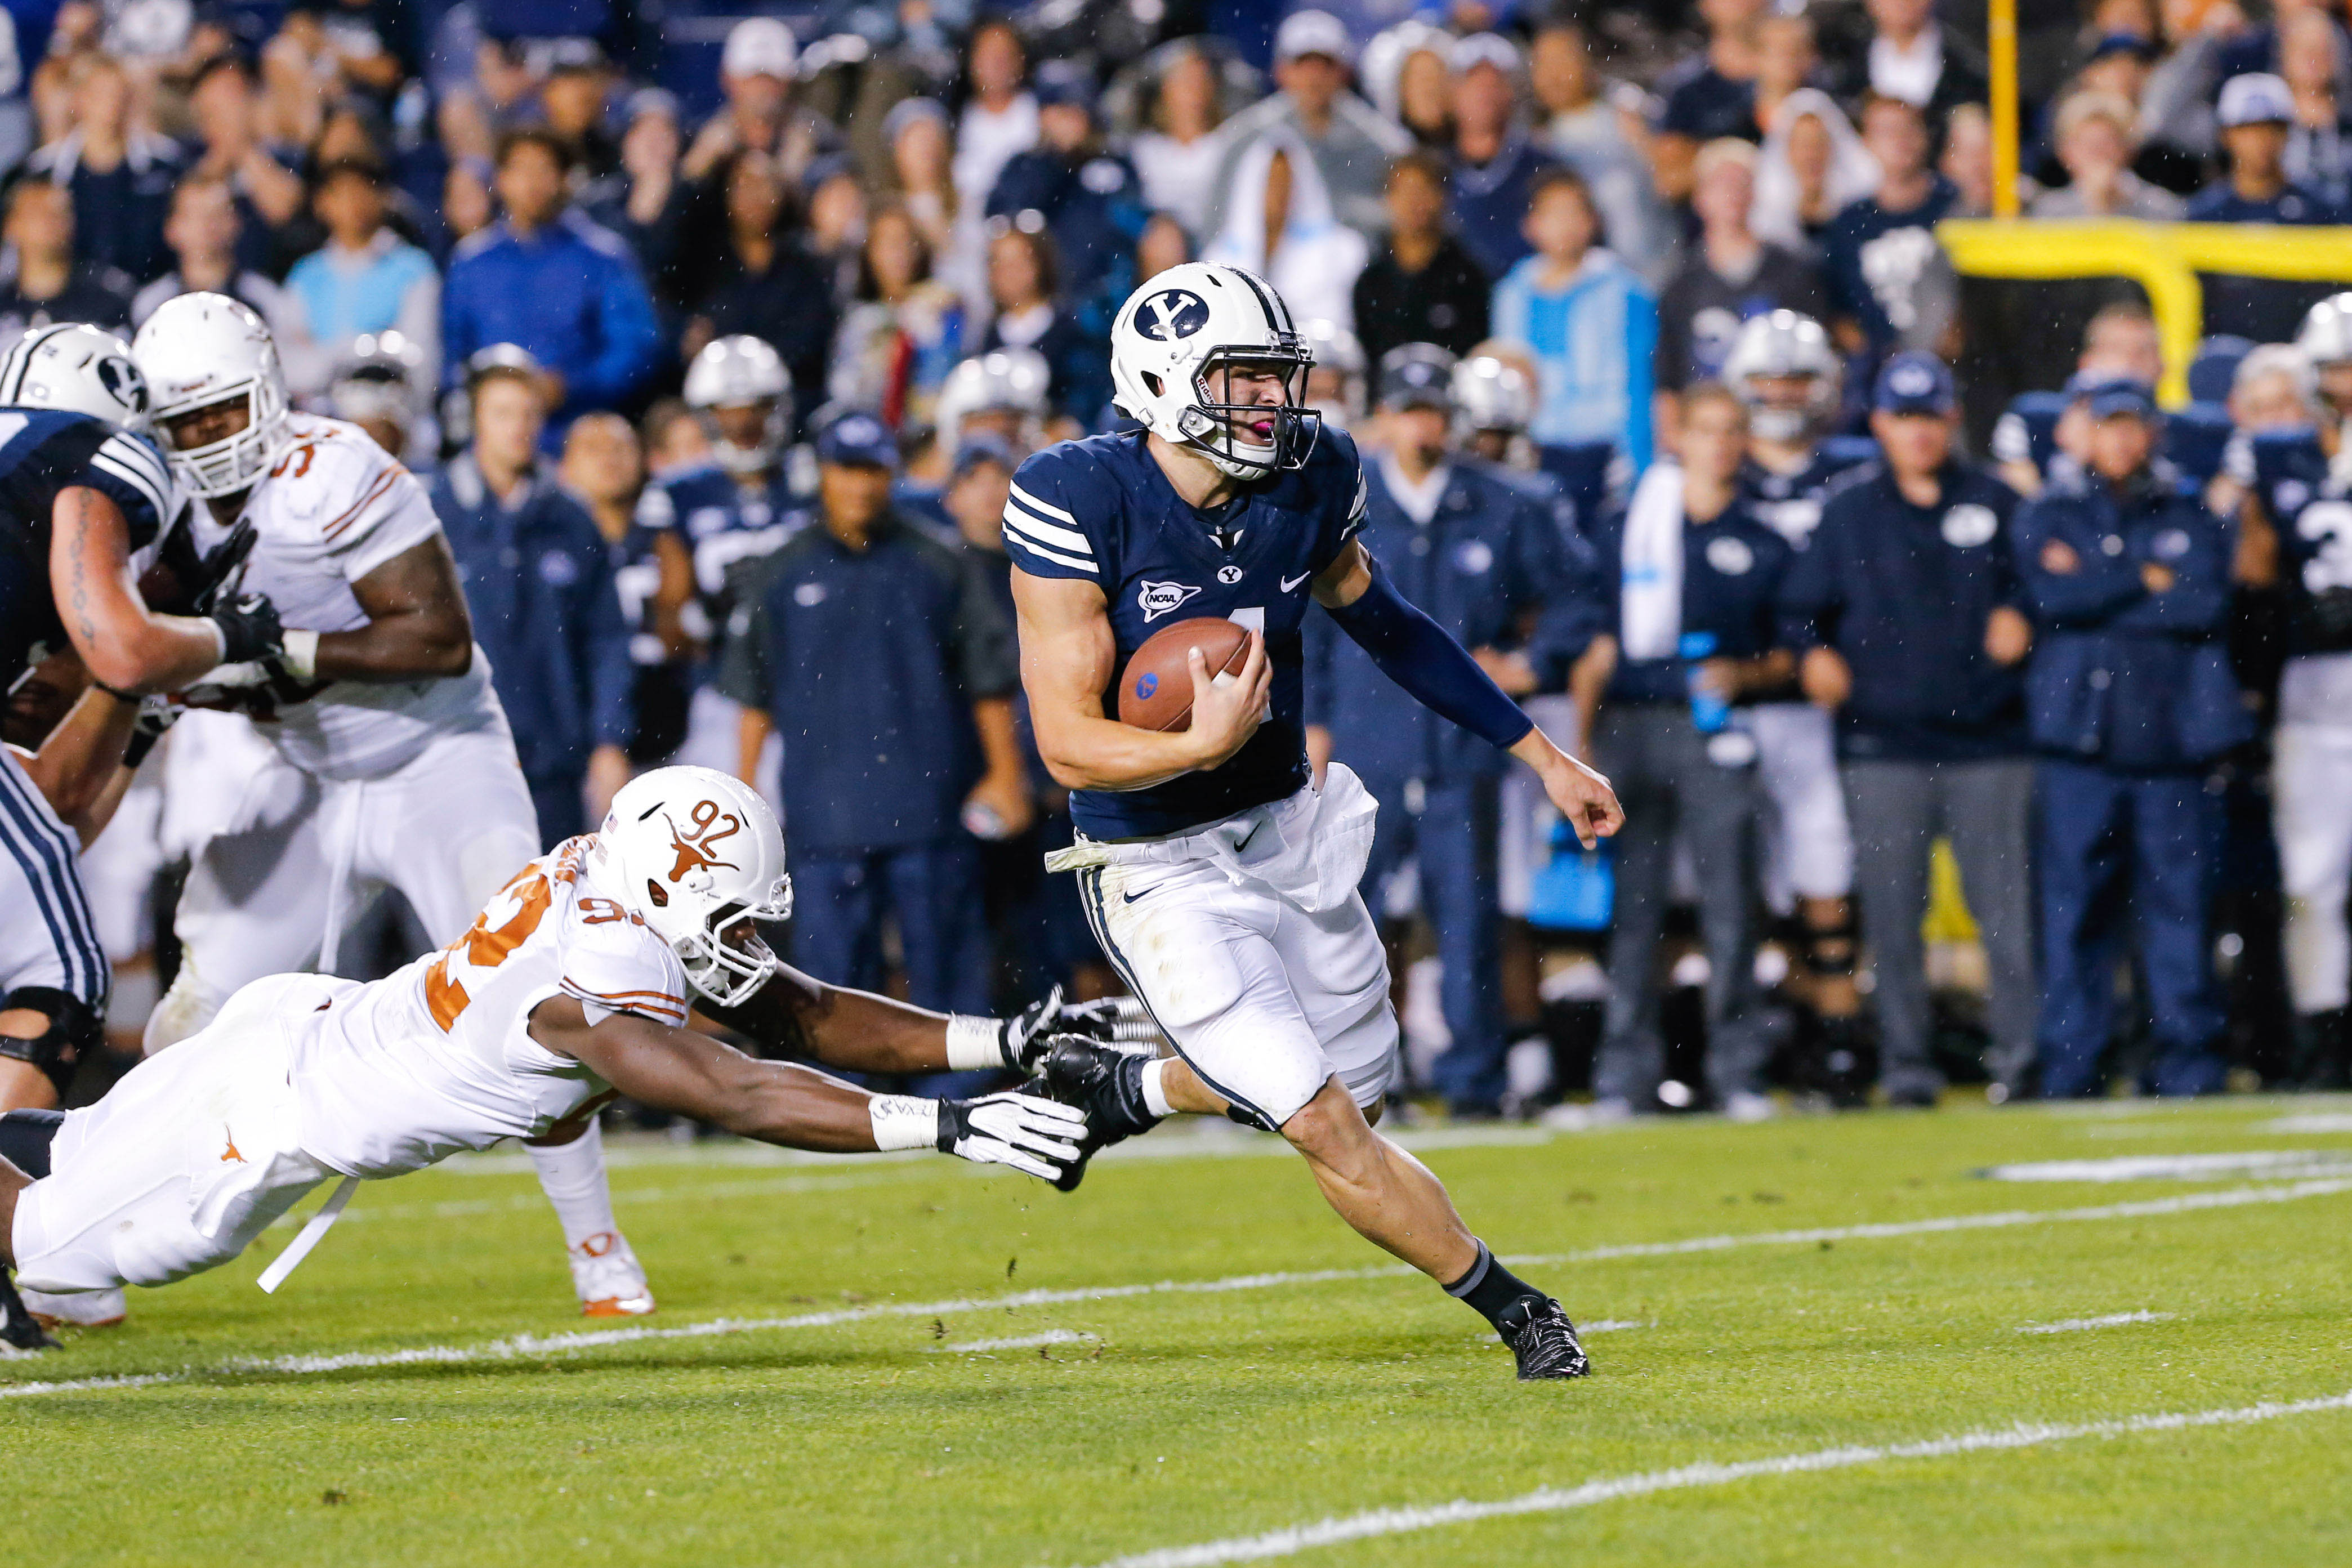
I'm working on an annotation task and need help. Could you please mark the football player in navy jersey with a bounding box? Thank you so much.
[635,336,801,788]
[2218,340,2352,1085]
[1722,311,1873,1095]
[1003,261,1621,1381]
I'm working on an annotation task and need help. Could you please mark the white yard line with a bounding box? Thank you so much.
[6,1178,2346,1400]
[2016,1311,2176,1335]
[932,1330,1100,1353]
[1980,1151,2352,1183]
[1070,1391,2352,1568]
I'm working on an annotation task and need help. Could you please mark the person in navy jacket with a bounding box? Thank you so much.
[441,129,663,431]
[720,409,1029,1093]
[2014,381,2251,1098]
[1780,352,2038,1104]
[431,348,635,847]
[1304,345,1602,1117]
[1582,381,1793,1120]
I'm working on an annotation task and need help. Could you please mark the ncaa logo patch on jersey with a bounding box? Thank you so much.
[1138,579,1202,621]
[1941,504,1998,548]
[1136,289,1210,342]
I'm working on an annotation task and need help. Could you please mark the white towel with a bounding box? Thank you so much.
[1618,461,1686,662]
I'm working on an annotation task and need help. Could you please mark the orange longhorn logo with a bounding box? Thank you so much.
[664,799,743,882]
[220,1127,246,1164]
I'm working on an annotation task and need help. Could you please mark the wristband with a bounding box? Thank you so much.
[280,628,320,681]
[868,1094,940,1152]
[944,1013,1005,1071]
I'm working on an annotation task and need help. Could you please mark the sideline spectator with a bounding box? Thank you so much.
[182,52,306,275]
[1782,354,2038,1104]
[1353,151,1489,369]
[977,217,1101,425]
[1752,11,1822,140]
[682,148,836,435]
[831,201,967,431]
[442,129,662,428]
[1584,383,1791,1122]
[25,52,180,283]
[1130,40,1226,238]
[1529,17,1672,285]
[1652,0,1769,201]
[1653,140,1826,433]
[1829,0,1992,134]
[1202,130,1368,331]
[1447,34,1558,287]
[2015,380,2246,1098]
[2190,73,2342,341]
[986,62,1144,301]
[2030,90,2187,218]
[1752,88,1880,250]
[886,97,958,261]
[680,17,842,189]
[1201,10,1411,248]
[1493,168,1657,472]
[2282,7,2352,208]
[722,409,1025,1089]
[130,175,290,338]
[432,350,635,847]
[950,16,1037,305]
[563,409,694,767]
[276,159,439,401]
[1822,95,1959,369]
[0,176,131,339]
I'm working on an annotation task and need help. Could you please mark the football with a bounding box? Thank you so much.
[1114,616,1251,731]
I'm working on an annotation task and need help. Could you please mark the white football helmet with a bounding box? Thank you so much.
[1722,310,1842,443]
[1452,354,1534,436]
[1110,260,1316,479]
[131,292,290,498]
[933,348,1050,454]
[684,334,792,476]
[595,766,794,1008]
[0,322,151,428]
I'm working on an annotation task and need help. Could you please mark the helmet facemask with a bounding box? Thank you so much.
[1171,345,1319,479]
[1742,372,1831,444]
[157,378,288,499]
[671,884,793,1008]
[700,399,788,477]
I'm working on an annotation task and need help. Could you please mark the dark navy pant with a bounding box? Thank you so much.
[2034,758,2230,1098]
[528,772,587,853]
[789,841,995,1096]
[1360,772,1505,1111]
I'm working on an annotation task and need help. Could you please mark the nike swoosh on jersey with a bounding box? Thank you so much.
[1279,571,1312,592]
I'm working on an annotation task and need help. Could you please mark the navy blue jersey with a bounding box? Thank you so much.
[1590,499,1795,706]
[1003,427,1369,839]
[2231,425,2352,657]
[1738,442,1874,550]
[634,462,798,670]
[1991,391,2069,481]
[0,408,178,687]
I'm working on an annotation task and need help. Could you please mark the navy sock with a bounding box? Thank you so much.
[0,1107,63,1181]
[1444,1240,1543,1328]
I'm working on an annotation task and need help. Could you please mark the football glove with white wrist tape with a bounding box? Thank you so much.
[208,591,284,666]
[939,1091,1088,1183]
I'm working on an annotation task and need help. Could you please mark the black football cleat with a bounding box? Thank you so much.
[1497,1296,1590,1380]
[1,1268,59,1352]
[1028,1037,1164,1192]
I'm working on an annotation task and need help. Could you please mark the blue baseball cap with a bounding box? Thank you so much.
[816,408,899,469]
[953,430,1019,477]
[1873,352,1957,417]
[2081,377,2159,420]
[1032,60,1097,113]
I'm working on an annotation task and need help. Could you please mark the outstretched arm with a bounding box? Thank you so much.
[1315,540,1624,846]
[703,959,1124,1077]
[48,486,240,693]
[529,995,1085,1179]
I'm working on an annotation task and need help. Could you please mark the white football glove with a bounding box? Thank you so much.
[939,1091,1088,1183]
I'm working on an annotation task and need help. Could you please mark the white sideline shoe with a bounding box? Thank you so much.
[568,1232,655,1317]
[21,1285,126,1328]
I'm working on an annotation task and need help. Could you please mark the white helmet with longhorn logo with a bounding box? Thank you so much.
[596,765,793,1007]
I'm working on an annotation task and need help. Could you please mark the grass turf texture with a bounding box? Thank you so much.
[10,1095,2352,1567]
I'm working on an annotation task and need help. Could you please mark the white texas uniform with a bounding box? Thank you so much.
[150,414,542,1045]
[15,838,686,1292]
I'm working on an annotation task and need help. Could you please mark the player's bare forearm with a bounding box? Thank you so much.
[49,486,226,693]
[11,685,139,841]
[1509,725,1624,848]
[530,995,884,1151]
[318,537,474,681]
[1010,566,1235,789]
[698,962,954,1074]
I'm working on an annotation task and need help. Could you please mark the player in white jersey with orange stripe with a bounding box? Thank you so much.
[119,293,643,1324]
[0,768,1090,1333]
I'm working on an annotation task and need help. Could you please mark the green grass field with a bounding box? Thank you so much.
[11,1093,2352,1567]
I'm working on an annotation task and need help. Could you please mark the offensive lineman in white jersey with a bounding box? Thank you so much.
[0,768,1090,1332]
[125,292,657,1320]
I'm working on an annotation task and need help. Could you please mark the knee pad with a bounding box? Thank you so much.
[1806,915,1859,977]
[0,989,101,1098]
[0,1107,65,1179]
